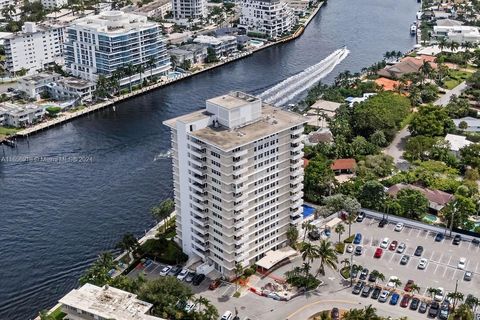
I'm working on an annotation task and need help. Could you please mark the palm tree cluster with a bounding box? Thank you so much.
[383,50,403,61]
[78,252,115,286]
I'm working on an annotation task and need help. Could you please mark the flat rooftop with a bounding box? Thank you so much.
[208,91,259,110]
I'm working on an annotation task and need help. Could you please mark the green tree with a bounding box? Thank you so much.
[334,223,345,243]
[447,291,465,311]
[460,143,480,168]
[206,47,219,63]
[301,221,315,242]
[316,239,338,276]
[390,277,402,289]
[445,96,471,118]
[45,106,62,117]
[151,199,175,232]
[357,180,386,211]
[452,304,474,320]
[467,70,480,90]
[304,157,335,202]
[409,104,455,137]
[369,270,385,283]
[300,241,320,272]
[79,252,115,286]
[195,296,219,320]
[38,310,56,320]
[369,130,387,147]
[396,188,429,220]
[116,233,140,261]
[441,196,477,229]
[286,225,299,249]
[356,154,394,178]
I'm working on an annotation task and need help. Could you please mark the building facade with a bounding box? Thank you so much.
[4,22,65,75]
[239,0,296,39]
[192,35,237,56]
[16,72,61,100]
[0,102,45,127]
[172,0,206,23]
[164,91,307,277]
[64,11,171,85]
[39,0,68,9]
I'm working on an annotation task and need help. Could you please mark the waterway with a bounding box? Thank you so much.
[0,0,419,318]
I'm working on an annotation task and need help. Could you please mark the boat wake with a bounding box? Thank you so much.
[154,149,172,161]
[259,47,350,106]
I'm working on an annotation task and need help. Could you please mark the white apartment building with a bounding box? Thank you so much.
[239,0,296,39]
[4,22,65,75]
[16,72,61,100]
[164,91,307,277]
[38,0,68,9]
[433,25,480,43]
[0,102,45,127]
[193,35,237,56]
[64,11,171,85]
[135,0,173,19]
[172,0,206,24]
[59,283,166,320]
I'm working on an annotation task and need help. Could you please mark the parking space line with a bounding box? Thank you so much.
[475,262,479,273]
[433,263,439,274]
[452,269,458,280]
[407,228,413,236]
[424,231,430,239]
[388,253,396,263]
[443,267,448,277]
[447,256,452,267]
[435,253,443,263]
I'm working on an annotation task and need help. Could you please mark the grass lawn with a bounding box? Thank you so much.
[49,307,66,320]
[444,69,472,89]
[141,238,188,264]
[0,126,20,140]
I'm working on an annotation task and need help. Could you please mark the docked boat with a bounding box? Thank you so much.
[410,23,417,35]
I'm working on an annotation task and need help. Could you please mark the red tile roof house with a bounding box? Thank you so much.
[330,158,357,175]
[387,183,454,213]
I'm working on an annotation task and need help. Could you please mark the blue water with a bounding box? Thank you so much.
[302,205,316,218]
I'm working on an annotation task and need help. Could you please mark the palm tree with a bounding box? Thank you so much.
[151,199,174,232]
[390,278,402,289]
[447,291,465,311]
[438,37,448,53]
[345,213,356,238]
[350,264,363,287]
[453,303,474,320]
[316,239,338,276]
[427,287,441,299]
[195,295,218,319]
[38,310,55,320]
[465,295,479,312]
[146,56,156,82]
[410,283,421,296]
[340,258,350,269]
[369,270,385,283]
[363,305,378,319]
[96,252,114,270]
[301,221,315,241]
[300,242,320,266]
[420,61,433,81]
[123,63,135,92]
[286,225,299,249]
[334,222,345,243]
[116,233,139,262]
[449,41,460,52]
[137,64,145,86]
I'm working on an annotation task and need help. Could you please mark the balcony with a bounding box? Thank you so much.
[235,252,249,263]
[190,164,207,176]
[234,218,248,229]
[189,147,206,159]
[290,191,303,202]
[290,175,302,185]
[190,154,206,167]
[290,151,303,161]
[234,200,248,211]
[234,226,248,237]
[191,173,206,184]
[290,159,302,169]
[291,143,303,153]
[233,192,247,202]
[290,183,303,194]
[191,222,208,235]
[290,126,303,136]
[231,183,247,193]
[233,149,248,157]
[234,208,248,219]
[233,166,248,175]
[290,198,302,209]
[290,206,302,217]
[232,156,248,166]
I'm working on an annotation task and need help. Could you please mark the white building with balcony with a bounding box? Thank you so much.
[38,0,68,9]
[239,0,296,39]
[172,0,206,24]
[433,25,480,43]
[0,102,45,127]
[164,91,307,277]
[4,22,65,75]
[64,11,171,86]
[192,35,237,56]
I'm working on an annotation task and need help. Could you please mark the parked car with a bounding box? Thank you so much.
[400,294,411,308]
[192,273,206,286]
[378,219,388,228]
[387,276,399,288]
[346,244,354,253]
[330,307,340,320]
[396,242,406,253]
[368,270,378,282]
[185,272,195,283]
[390,293,400,305]
[361,285,372,297]
[308,229,321,241]
[221,311,233,320]
[410,297,420,310]
[464,271,473,281]
[356,211,365,222]
[353,233,363,244]
[453,234,462,245]
[380,237,390,249]
[143,259,153,268]
[177,268,189,281]
[351,266,360,278]
[359,268,369,281]
[472,238,480,245]
[439,301,450,320]
[400,255,410,265]
[159,265,172,276]
[389,240,398,251]
[184,301,197,313]
[371,287,382,299]
[169,265,182,276]
[418,301,428,313]
[418,258,428,270]
[434,287,444,301]
[404,280,414,292]
[355,245,363,256]
[378,290,389,302]
[323,227,331,237]
[429,301,440,318]
[414,245,424,256]
[458,257,467,270]
[352,281,365,295]
[394,222,404,232]
[435,233,444,242]
[374,248,383,258]
[209,278,221,290]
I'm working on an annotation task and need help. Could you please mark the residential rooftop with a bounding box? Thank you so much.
[69,11,157,34]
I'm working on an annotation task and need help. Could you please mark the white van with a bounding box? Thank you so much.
[221,310,233,320]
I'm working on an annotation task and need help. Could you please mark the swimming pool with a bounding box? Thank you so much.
[302,204,315,218]
[423,214,438,224]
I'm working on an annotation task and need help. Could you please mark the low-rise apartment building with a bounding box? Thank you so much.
[135,0,172,18]
[433,25,480,43]
[239,0,296,39]
[46,77,96,103]
[164,91,307,277]
[0,102,45,127]
[4,22,65,75]
[40,0,68,9]
[193,35,237,56]
[16,73,61,100]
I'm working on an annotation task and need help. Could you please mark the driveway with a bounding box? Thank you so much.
[383,126,410,170]
[434,81,467,106]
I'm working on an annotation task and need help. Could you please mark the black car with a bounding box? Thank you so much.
[371,287,382,299]
[419,301,428,314]
[354,245,363,256]
[330,307,340,320]
[192,273,206,286]
[472,238,480,245]
[414,246,424,256]
[356,211,365,222]
[359,268,369,281]
[169,265,183,276]
[361,285,372,297]
[378,219,388,228]
[410,297,420,310]
[400,255,410,265]
[308,229,321,241]
[368,270,378,282]
[428,301,440,318]
[435,233,444,242]
[439,301,450,320]
[453,234,462,245]
[352,281,365,295]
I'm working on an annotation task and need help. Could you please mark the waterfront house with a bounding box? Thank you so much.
[453,117,480,132]
[168,48,195,65]
[193,35,237,56]
[16,73,61,101]
[377,56,437,79]
[374,77,404,92]
[308,99,342,118]
[46,77,96,104]
[178,43,208,63]
[445,133,472,156]
[433,25,480,43]
[387,183,454,213]
[0,102,45,127]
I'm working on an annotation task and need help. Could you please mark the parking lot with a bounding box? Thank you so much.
[339,216,480,298]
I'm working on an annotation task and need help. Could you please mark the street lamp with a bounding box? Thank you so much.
[449,201,457,238]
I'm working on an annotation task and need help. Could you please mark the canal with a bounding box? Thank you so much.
[0,0,419,318]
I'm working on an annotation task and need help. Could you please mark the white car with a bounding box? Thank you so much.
[346,244,354,253]
[159,266,172,276]
[387,276,398,288]
[378,290,390,302]
[380,237,390,249]
[221,310,233,320]
[458,257,467,270]
[418,258,428,270]
[435,287,444,301]
[177,268,189,280]
[394,222,404,232]
[184,301,197,313]
[396,242,406,253]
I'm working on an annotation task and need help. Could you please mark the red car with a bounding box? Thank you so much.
[389,240,398,251]
[404,280,414,292]
[400,294,411,308]
[208,279,221,290]
[374,248,383,258]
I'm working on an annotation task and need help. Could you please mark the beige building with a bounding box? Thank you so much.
[164,91,307,277]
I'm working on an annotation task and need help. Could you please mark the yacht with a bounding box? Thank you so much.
[410,23,417,35]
